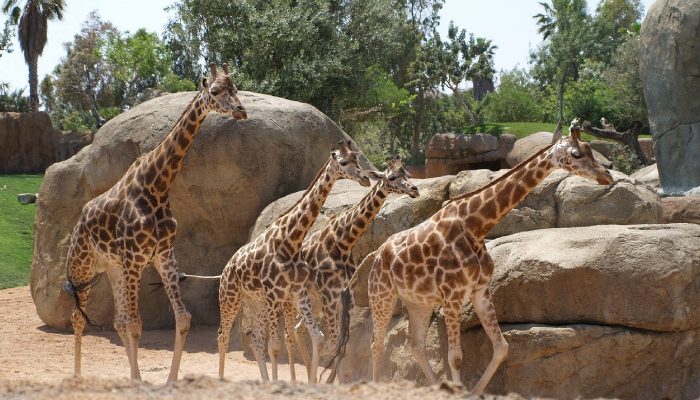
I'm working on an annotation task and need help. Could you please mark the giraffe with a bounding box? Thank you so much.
[217,140,370,384]
[293,155,419,379]
[63,63,247,383]
[333,120,614,395]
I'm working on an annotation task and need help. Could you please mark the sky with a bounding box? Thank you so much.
[0,0,656,92]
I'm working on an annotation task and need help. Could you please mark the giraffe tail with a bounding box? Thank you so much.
[322,250,378,383]
[148,272,222,286]
[63,274,102,328]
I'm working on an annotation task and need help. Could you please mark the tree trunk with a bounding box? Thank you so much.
[558,77,565,122]
[412,87,424,161]
[582,120,649,165]
[28,56,39,112]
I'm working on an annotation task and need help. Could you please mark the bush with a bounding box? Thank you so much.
[482,69,544,122]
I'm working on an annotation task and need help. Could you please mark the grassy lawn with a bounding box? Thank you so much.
[0,175,43,289]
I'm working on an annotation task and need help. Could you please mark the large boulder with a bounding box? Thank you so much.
[0,112,60,173]
[640,0,700,194]
[449,169,661,238]
[505,132,612,169]
[340,224,700,399]
[662,195,700,224]
[30,91,371,330]
[630,163,660,189]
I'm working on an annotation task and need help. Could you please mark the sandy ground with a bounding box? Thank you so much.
[0,285,305,384]
[0,286,522,399]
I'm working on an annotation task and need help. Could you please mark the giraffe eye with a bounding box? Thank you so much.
[339,160,348,166]
[211,90,220,96]
[572,149,583,159]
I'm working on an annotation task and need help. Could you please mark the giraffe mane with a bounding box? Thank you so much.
[447,143,555,203]
[277,156,333,217]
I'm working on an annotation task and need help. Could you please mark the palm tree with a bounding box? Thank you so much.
[533,0,589,120]
[2,0,65,112]
[470,37,497,101]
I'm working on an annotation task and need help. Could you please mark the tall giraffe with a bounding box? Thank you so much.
[293,156,419,378]
[64,63,247,383]
[217,141,370,384]
[334,120,613,395]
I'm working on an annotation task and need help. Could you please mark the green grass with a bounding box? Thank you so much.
[0,175,43,289]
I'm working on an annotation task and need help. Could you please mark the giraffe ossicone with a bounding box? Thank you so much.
[64,63,246,383]
[332,119,613,395]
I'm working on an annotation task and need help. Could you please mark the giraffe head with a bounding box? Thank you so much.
[551,118,613,185]
[200,63,247,120]
[331,140,371,187]
[367,155,420,198]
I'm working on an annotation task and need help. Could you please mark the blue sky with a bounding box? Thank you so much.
[0,0,655,92]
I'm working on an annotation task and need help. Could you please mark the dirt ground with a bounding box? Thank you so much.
[0,286,520,399]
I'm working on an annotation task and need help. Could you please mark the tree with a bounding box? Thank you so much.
[105,28,173,107]
[0,19,12,57]
[2,0,65,111]
[533,0,592,120]
[483,69,544,122]
[50,11,118,128]
[470,37,497,101]
[590,0,643,62]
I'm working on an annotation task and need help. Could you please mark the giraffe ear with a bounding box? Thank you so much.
[200,77,209,90]
[209,62,218,79]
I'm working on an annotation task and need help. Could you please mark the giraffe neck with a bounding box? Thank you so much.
[453,147,556,241]
[140,94,209,194]
[332,181,389,251]
[279,159,340,254]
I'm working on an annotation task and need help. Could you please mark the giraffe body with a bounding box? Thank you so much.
[217,141,370,383]
[66,64,246,383]
[340,121,613,394]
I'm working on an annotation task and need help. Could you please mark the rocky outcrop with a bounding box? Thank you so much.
[0,112,60,173]
[630,163,660,189]
[505,132,612,169]
[641,0,700,194]
[424,133,516,177]
[449,169,661,238]
[340,224,700,399]
[0,112,90,173]
[662,195,700,224]
[30,91,371,330]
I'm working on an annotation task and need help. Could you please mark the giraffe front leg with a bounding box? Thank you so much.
[154,248,192,383]
[282,302,298,382]
[265,300,282,382]
[121,262,144,381]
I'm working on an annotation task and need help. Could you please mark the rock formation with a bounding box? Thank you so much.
[641,0,700,194]
[424,133,516,177]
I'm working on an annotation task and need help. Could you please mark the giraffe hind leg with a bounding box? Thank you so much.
[406,304,437,385]
[368,267,397,383]
[65,223,97,378]
[154,249,192,383]
[296,290,324,383]
[217,274,242,380]
[468,285,508,395]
